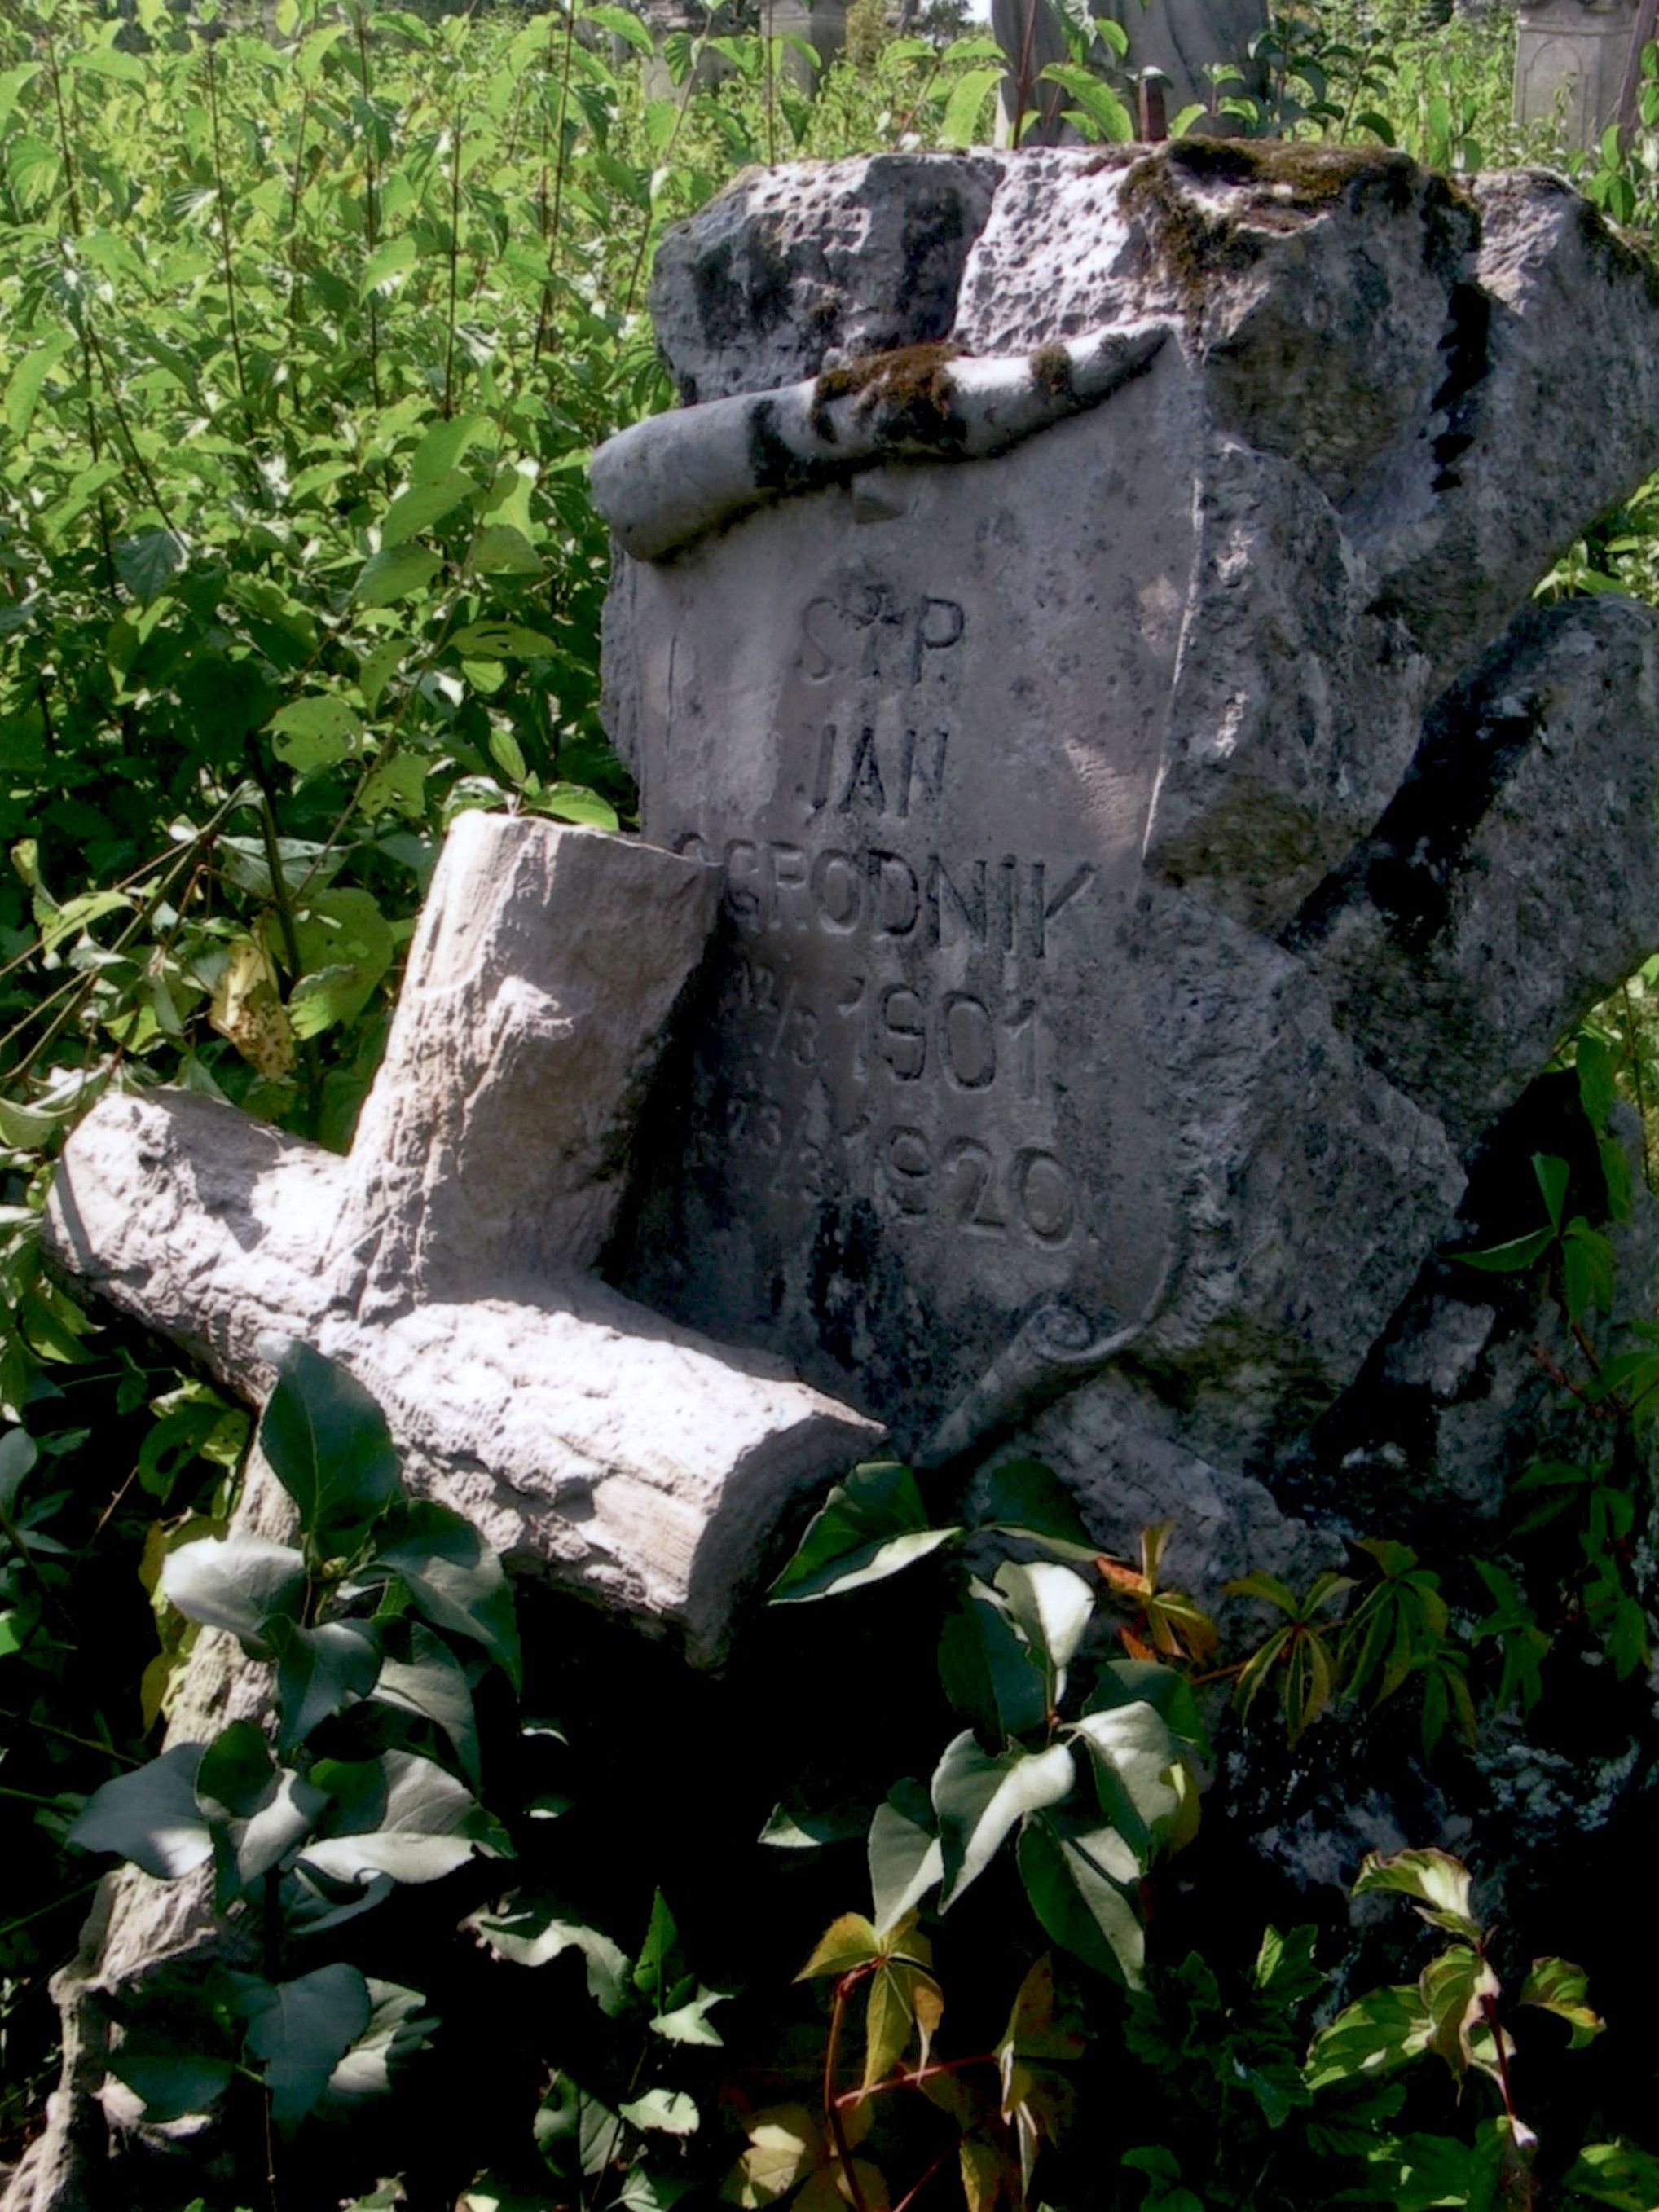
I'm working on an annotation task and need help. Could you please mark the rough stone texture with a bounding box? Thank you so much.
[1289,596,1659,1152]
[44,816,880,1659]
[596,141,1659,1525]
[647,153,1001,407]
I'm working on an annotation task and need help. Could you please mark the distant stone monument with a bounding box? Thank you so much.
[1513,0,1639,150]
[989,0,1269,141]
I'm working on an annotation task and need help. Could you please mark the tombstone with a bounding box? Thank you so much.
[1513,0,1638,151]
[989,0,1269,144]
[607,140,1659,1571]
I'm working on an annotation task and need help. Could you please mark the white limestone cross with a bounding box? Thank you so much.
[45,811,880,1660]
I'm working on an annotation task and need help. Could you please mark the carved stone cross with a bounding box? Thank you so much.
[45,811,880,1661]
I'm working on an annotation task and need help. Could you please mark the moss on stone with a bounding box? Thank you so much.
[810,340,965,446]
[1119,142,1441,331]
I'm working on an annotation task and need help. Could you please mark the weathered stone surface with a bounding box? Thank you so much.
[647,153,1001,407]
[1290,596,1659,1151]
[597,139,1659,1494]
[45,816,880,1660]
[1513,0,1636,154]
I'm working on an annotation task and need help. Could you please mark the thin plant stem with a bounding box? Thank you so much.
[444,96,464,416]
[353,6,384,410]
[823,1968,874,2212]
[0,1878,103,1947]
[283,85,314,384]
[203,33,252,412]
[535,0,580,368]
[0,1711,140,1766]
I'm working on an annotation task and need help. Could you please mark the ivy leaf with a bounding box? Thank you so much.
[160,1534,306,1656]
[1067,1702,1181,1867]
[258,1340,399,1552]
[868,1779,944,1934]
[238,1962,374,2131]
[797,1912,881,1980]
[368,1499,521,1689]
[938,1585,1050,1742]
[771,1462,958,1603]
[66,1742,212,1879]
[973,1458,1098,1560]
[1518,1956,1604,2048]
[1017,1815,1143,1985]
[932,1733,1075,1906]
[652,1986,728,2046]
[994,1559,1095,1681]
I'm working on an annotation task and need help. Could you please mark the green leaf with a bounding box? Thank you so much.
[382,470,473,548]
[994,1559,1095,1678]
[464,1898,631,2013]
[1305,1984,1432,2089]
[1085,1659,1210,1757]
[1253,1924,1322,2012]
[67,43,148,83]
[1564,1221,1616,1322]
[1067,1702,1181,1867]
[108,2051,235,2123]
[772,1460,958,1603]
[160,1534,307,1656]
[939,1587,1050,1739]
[324,1978,435,2108]
[974,1458,1098,1559]
[370,1499,521,1688]
[1351,1848,1482,1942]
[303,1748,489,1887]
[199,1723,328,1906]
[115,528,185,605]
[869,1779,944,1933]
[259,1340,400,1551]
[372,1619,480,1786]
[1564,2140,1659,2210]
[359,235,419,298]
[1534,1152,1570,1231]
[239,1963,374,2131]
[1518,1956,1604,2047]
[410,411,491,486]
[530,782,622,829]
[931,1731,1074,1906]
[939,64,1001,147]
[469,522,543,574]
[5,333,75,440]
[620,2089,700,2135]
[66,1742,211,1878]
[652,1986,728,2045]
[797,1911,881,1979]
[271,1620,382,1753]
[1017,1815,1143,1985]
[290,890,394,1038]
[1456,1227,1553,1273]
[269,697,363,778]
[354,545,443,607]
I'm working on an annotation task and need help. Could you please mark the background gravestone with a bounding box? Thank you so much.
[1512,0,1638,152]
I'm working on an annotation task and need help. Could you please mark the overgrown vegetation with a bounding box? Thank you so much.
[7,0,1659,2204]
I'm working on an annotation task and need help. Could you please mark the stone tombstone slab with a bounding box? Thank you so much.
[1513,0,1637,152]
[596,143,1659,1471]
